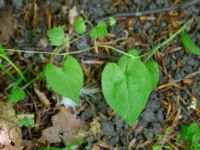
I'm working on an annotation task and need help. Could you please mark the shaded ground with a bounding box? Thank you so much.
[0,0,200,149]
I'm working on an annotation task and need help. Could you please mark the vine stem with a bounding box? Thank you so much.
[2,22,188,62]
[2,47,92,55]
[2,45,134,58]
[0,53,27,81]
[97,45,137,58]
[144,22,189,62]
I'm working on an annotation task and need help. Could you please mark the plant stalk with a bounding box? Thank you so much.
[144,22,189,62]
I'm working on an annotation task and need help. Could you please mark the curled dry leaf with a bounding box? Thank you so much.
[91,141,110,150]
[89,119,101,136]
[37,38,48,48]
[39,109,87,145]
[0,101,23,150]
[34,86,50,106]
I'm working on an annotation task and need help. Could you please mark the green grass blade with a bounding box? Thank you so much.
[0,63,17,81]
[0,53,26,81]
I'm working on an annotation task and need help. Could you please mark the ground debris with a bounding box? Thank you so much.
[0,101,23,150]
[0,5,13,42]
[38,109,87,145]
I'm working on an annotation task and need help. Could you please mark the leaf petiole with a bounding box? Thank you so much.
[97,44,137,59]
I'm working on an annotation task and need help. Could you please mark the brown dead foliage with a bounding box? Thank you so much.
[39,109,87,145]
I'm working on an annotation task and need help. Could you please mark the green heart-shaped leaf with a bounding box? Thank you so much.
[102,50,153,125]
[145,61,159,91]
[45,57,83,104]
[90,21,108,40]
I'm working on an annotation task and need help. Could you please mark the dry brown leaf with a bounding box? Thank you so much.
[89,119,101,136]
[68,6,78,25]
[37,38,48,48]
[91,142,101,150]
[0,101,23,150]
[91,141,110,150]
[34,86,50,106]
[39,109,87,145]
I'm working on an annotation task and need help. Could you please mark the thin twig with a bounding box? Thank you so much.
[97,0,200,21]
[171,70,200,83]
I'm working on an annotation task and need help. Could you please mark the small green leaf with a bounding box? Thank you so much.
[8,77,25,103]
[145,61,159,91]
[64,139,84,148]
[152,145,162,150]
[18,115,35,127]
[181,123,200,150]
[102,50,153,125]
[90,21,108,40]
[9,87,25,103]
[74,17,86,34]
[47,26,65,46]
[181,32,200,55]
[45,56,83,104]
[108,17,116,26]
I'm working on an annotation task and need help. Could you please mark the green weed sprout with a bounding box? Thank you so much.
[180,123,200,150]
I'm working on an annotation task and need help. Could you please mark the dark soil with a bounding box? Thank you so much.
[0,0,200,150]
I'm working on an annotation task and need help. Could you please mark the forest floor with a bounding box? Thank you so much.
[0,0,200,150]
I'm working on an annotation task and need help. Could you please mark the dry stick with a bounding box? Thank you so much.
[158,70,200,90]
[171,70,200,83]
[97,0,200,21]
